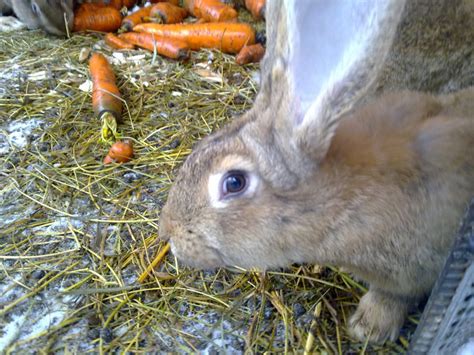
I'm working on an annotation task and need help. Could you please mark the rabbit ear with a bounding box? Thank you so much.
[256,0,406,167]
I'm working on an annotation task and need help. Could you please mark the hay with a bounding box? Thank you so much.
[0,28,414,353]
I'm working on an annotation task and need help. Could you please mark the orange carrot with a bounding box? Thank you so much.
[150,3,188,24]
[184,0,237,22]
[103,154,114,164]
[73,4,122,32]
[105,32,136,50]
[105,140,134,163]
[245,0,265,19]
[122,0,138,8]
[150,0,180,5]
[194,17,207,24]
[119,32,190,60]
[89,52,123,123]
[84,0,138,8]
[104,0,123,9]
[121,5,153,31]
[133,22,255,53]
[235,43,265,64]
[83,0,123,10]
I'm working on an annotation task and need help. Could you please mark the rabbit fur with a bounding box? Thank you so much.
[159,0,474,344]
[377,0,474,94]
[0,0,74,35]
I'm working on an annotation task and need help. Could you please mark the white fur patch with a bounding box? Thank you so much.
[207,156,260,209]
[0,16,26,32]
[208,173,229,209]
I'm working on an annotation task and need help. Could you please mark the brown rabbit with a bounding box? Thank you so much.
[0,0,74,36]
[159,0,474,344]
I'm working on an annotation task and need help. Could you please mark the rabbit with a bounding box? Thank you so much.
[159,0,474,344]
[0,0,74,36]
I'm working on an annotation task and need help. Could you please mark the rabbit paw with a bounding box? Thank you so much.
[348,289,409,343]
[0,16,27,32]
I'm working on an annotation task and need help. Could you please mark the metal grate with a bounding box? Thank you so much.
[409,198,474,354]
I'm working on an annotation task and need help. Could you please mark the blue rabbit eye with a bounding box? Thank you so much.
[222,171,247,197]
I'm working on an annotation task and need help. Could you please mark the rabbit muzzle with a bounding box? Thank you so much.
[159,213,225,269]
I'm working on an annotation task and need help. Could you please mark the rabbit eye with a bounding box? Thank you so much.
[31,2,39,14]
[209,168,257,207]
[222,171,247,197]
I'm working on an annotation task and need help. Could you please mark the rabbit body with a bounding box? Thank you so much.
[377,0,474,94]
[160,0,474,343]
[161,87,474,342]
[0,0,74,35]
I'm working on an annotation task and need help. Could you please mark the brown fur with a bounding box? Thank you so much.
[161,88,474,342]
[159,0,474,345]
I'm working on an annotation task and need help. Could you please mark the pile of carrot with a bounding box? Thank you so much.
[73,0,265,63]
[79,1,266,166]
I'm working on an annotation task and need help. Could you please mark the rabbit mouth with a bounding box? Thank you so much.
[169,238,226,270]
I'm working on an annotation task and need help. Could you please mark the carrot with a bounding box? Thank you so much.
[105,140,134,163]
[133,22,255,53]
[121,5,152,31]
[137,243,171,283]
[73,4,122,32]
[194,17,207,24]
[235,43,265,64]
[150,0,180,5]
[83,0,138,9]
[105,32,136,50]
[245,0,265,19]
[83,0,123,10]
[150,3,188,24]
[103,154,114,164]
[104,0,123,9]
[119,32,190,60]
[122,0,138,8]
[184,0,237,22]
[89,52,122,124]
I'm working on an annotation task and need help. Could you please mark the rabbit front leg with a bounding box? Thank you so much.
[0,0,26,32]
[349,287,411,343]
[0,16,27,33]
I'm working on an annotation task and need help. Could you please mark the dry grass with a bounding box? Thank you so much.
[0,28,414,353]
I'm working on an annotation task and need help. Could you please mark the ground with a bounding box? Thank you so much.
[0,30,412,353]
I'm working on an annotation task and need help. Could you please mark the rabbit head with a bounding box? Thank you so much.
[11,0,74,36]
[160,0,407,270]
